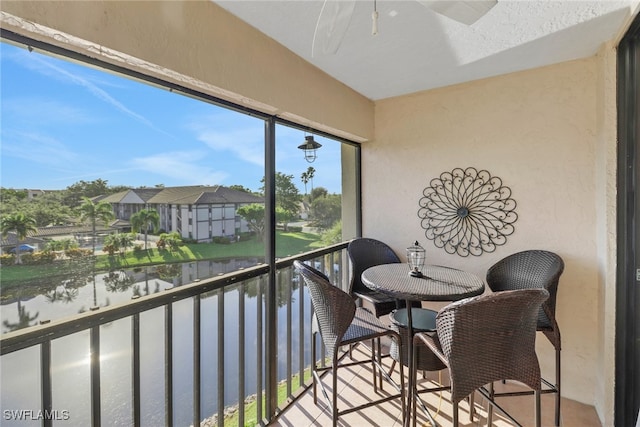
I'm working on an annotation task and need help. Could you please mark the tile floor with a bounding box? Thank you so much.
[268,344,601,427]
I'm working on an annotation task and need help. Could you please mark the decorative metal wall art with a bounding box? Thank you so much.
[418,167,517,257]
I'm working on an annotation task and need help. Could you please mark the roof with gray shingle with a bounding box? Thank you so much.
[99,188,163,204]
[147,186,262,205]
[195,186,263,204]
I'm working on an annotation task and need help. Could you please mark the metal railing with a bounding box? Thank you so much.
[0,242,350,427]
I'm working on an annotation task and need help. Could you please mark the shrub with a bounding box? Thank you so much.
[237,232,254,242]
[65,248,93,259]
[103,243,118,256]
[23,251,57,265]
[0,253,15,266]
[133,244,143,253]
[212,236,231,244]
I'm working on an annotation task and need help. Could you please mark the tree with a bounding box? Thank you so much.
[305,166,316,192]
[237,203,266,241]
[276,207,296,232]
[311,193,341,230]
[228,184,256,194]
[157,232,182,251]
[78,197,115,254]
[310,186,328,203]
[300,171,310,195]
[1,212,37,264]
[64,179,110,206]
[260,172,302,231]
[130,209,160,250]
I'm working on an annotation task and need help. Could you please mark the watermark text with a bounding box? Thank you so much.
[3,409,70,421]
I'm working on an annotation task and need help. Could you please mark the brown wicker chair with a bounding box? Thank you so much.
[293,260,405,427]
[347,237,421,317]
[486,250,565,426]
[415,289,549,427]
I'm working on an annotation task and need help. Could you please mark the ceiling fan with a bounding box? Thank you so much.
[312,0,498,57]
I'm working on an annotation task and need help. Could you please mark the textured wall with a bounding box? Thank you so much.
[370,57,602,406]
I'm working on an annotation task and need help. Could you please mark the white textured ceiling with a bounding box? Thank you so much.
[214,0,636,100]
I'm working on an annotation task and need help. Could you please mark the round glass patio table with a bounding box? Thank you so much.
[361,263,485,427]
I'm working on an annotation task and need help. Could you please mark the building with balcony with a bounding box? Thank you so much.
[99,185,263,242]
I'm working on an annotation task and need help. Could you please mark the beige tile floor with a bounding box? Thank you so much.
[268,344,601,427]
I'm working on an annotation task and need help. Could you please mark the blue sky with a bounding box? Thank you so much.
[1,42,343,194]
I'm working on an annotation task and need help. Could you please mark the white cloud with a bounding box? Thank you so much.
[186,114,264,166]
[17,51,171,135]
[3,97,96,125]
[129,151,229,185]
[2,131,79,165]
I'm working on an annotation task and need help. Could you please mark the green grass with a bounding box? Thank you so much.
[223,368,313,427]
[93,231,322,270]
[0,231,323,287]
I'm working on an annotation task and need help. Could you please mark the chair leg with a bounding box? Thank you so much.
[411,341,417,427]
[453,401,459,427]
[370,338,379,394]
[332,361,339,427]
[487,382,494,426]
[555,346,561,426]
[377,337,384,390]
[398,352,406,427]
[312,332,318,405]
[535,389,541,427]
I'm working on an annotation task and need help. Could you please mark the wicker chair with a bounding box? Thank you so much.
[347,237,421,317]
[486,250,565,426]
[293,260,405,427]
[389,308,448,427]
[415,289,550,427]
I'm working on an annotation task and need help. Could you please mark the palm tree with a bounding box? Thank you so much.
[78,197,115,254]
[306,166,316,192]
[301,171,310,195]
[116,233,134,255]
[1,212,37,264]
[130,209,160,250]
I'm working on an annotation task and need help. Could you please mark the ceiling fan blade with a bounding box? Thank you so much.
[312,0,357,57]
[416,0,498,25]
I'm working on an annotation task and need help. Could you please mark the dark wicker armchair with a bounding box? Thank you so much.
[415,289,549,427]
[348,237,421,317]
[293,260,405,427]
[486,250,565,426]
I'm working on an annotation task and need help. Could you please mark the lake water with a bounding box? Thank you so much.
[0,259,312,426]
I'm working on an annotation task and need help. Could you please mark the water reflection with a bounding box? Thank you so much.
[0,258,311,426]
[1,258,260,332]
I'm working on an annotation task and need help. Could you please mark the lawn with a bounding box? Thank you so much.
[0,231,324,286]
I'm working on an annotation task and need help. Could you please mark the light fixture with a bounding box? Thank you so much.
[407,241,426,278]
[298,135,322,163]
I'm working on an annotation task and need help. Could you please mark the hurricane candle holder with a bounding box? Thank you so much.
[407,241,425,278]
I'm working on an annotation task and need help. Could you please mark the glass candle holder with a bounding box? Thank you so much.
[407,241,425,278]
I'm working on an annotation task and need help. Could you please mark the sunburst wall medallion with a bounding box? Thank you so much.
[418,167,517,257]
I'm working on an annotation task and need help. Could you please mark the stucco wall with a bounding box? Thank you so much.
[369,58,602,407]
[0,0,373,142]
[595,41,618,427]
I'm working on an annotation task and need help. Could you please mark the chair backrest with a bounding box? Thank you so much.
[486,250,564,329]
[347,238,401,295]
[294,260,356,357]
[436,289,549,403]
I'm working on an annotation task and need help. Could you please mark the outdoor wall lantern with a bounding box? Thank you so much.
[298,135,322,163]
[407,241,426,278]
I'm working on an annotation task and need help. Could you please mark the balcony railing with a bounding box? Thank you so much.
[0,242,350,427]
